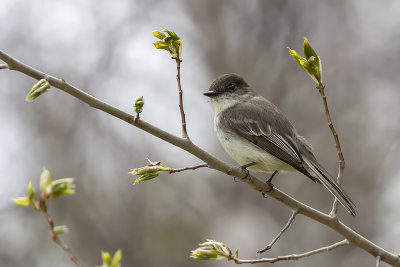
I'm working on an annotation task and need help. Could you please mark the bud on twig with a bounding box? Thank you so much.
[129,159,171,185]
[26,79,51,101]
[288,37,323,86]
[190,239,232,260]
[98,250,122,267]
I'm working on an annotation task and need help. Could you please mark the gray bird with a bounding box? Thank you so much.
[204,73,356,216]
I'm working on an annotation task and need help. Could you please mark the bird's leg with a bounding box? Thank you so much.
[267,170,278,184]
[262,171,278,196]
[236,162,256,180]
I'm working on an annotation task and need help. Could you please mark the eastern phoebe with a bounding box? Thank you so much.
[204,73,356,216]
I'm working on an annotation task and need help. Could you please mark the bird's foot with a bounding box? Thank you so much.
[240,162,256,179]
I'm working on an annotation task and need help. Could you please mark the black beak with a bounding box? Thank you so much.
[203,91,222,97]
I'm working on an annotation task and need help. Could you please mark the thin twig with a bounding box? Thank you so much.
[317,84,346,218]
[231,239,349,264]
[175,58,189,140]
[376,255,381,267]
[2,50,400,266]
[257,210,299,254]
[169,163,207,173]
[40,203,83,267]
[0,63,8,69]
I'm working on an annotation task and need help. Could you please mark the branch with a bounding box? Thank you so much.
[376,255,381,267]
[2,50,400,266]
[316,84,346,217]
[0,63,8,69]
[41,204,83,267]
[169,163,207,173]
[174,58,189,139]
[231,239,349,264]
[257,210,298,254]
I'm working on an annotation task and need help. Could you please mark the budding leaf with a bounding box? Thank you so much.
[153,28,182,59]
[98,250,122,267]
[40,167,52,191]
[13,197,30,206]
[288,37,323,85]
[54,225,69,235]
[26,79,51,101]
[46,178,76,200]
[129,160,171,185]
[190,239,232,260]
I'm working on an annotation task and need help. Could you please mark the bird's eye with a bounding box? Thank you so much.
[227,83,236,91]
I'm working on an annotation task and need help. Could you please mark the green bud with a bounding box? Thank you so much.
[46,178,75,200]
[163,29,180,40]
[101,251,112,265]
[153,29,182,59]
[13,197,30,206]
[134,96,145,114]
[288,38,323,86]
[190,240,232,260]
[98,250,122,267]
[153,31,166,40]
[111,250,122,267]
[28,181,35,203]
[26,79,51,101]
[40,167,52,191]
[132,173,159,185]
[153,41,170,51]
[54,225,69,235]
[130,161,171,185]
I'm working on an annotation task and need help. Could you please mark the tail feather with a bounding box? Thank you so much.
[302,157,356,217]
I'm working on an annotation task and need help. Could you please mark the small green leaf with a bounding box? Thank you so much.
[153,41,170,51]
[102,251,112,265]
[54,225,69,235]
[152,31,166,40]
[111,249,122,267]
[26,79,51,101]
[28,181,35,203]
[163,29,180,40]
[234,249,239,258]
[40,167,52,191]
[303,37,318,62]
[13,197,30,206]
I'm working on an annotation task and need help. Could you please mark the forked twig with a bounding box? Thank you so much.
[257,210,299,254]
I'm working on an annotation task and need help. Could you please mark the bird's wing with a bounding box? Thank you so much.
[218,98,315,181]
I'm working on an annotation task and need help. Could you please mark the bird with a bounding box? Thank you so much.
[203,73,356,216]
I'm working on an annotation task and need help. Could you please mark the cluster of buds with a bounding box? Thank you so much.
[13,168,76,235]
[129,159,172,185]
[288,37,323,86]
[190,239,236,261]
[153,29,182,60]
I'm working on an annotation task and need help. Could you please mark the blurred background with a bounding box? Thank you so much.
[1,0,400,266]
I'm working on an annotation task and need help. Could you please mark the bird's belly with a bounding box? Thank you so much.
[216,130,294,172]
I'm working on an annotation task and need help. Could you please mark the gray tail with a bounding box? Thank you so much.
[302,157,356,217]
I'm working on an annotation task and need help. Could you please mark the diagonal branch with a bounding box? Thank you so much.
[231,239,349,264]
[257,210,298,254]
[1,50,400,266]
